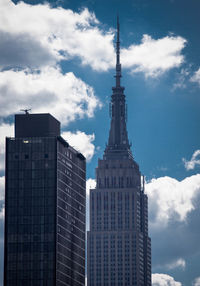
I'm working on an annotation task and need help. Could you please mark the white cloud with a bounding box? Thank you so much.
[149,174,200,269]
[62,131,95,162]
[183,150,200,170]
[0,176,5,219]
[190,68,200,86]
[86,178,96,196]
[0,0,114,71]
[172,68,190,91]
[152,273,182,286]
[0,31,56,69]
[0,0,186,77]
[0,67,101,125]
[122,34,186,77]
[166,258,186,270]
[193,277,200,286]
[146,174,200,225]
[86,178,96,231]
[0,123,14,171]
[0,177,4,202]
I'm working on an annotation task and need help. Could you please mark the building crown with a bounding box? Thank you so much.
[104,18,133,160]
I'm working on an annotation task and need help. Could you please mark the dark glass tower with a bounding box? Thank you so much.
[4,113,86,286]
[87,20,151,286]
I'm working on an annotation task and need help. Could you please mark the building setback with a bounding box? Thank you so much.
[87,20,151,286]
[4,113,86,286]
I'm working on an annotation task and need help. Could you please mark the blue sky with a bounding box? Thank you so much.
[0,0,200,285]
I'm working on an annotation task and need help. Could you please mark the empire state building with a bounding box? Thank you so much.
[87,19,151,286]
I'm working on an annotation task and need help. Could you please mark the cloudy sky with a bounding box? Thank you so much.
[0,0,200,285]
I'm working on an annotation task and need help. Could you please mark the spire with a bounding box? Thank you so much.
[104,18,133,160]
[115,16,121,87]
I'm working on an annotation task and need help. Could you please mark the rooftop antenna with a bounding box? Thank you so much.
[20,108,31,114]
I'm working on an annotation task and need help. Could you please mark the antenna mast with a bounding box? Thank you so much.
[115,16,121,87]
[20,108,31,114]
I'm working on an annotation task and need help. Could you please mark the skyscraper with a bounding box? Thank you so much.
[87,19,151,286]
[4,113,86,286]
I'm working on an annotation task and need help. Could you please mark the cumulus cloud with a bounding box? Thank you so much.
[147,174,200,269]
[86,178,96,196]
[152,273,182,286]
[0,67,101,125]
[0,0,114,71]
[0,176,5,223]
[0,177,4,203]
[190,68,200,86]
[0,0,186,77]
[166,258,186,270]
[146,174,200,225]
[0,176,4,286]
[0,123,14,171]
[121,34,186,77]
[62,131,95,161]
[86,178,96,231]
[183,150,200,170]
[0,176,5,219]
[193,277,200,286]
[0,31,56,69]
